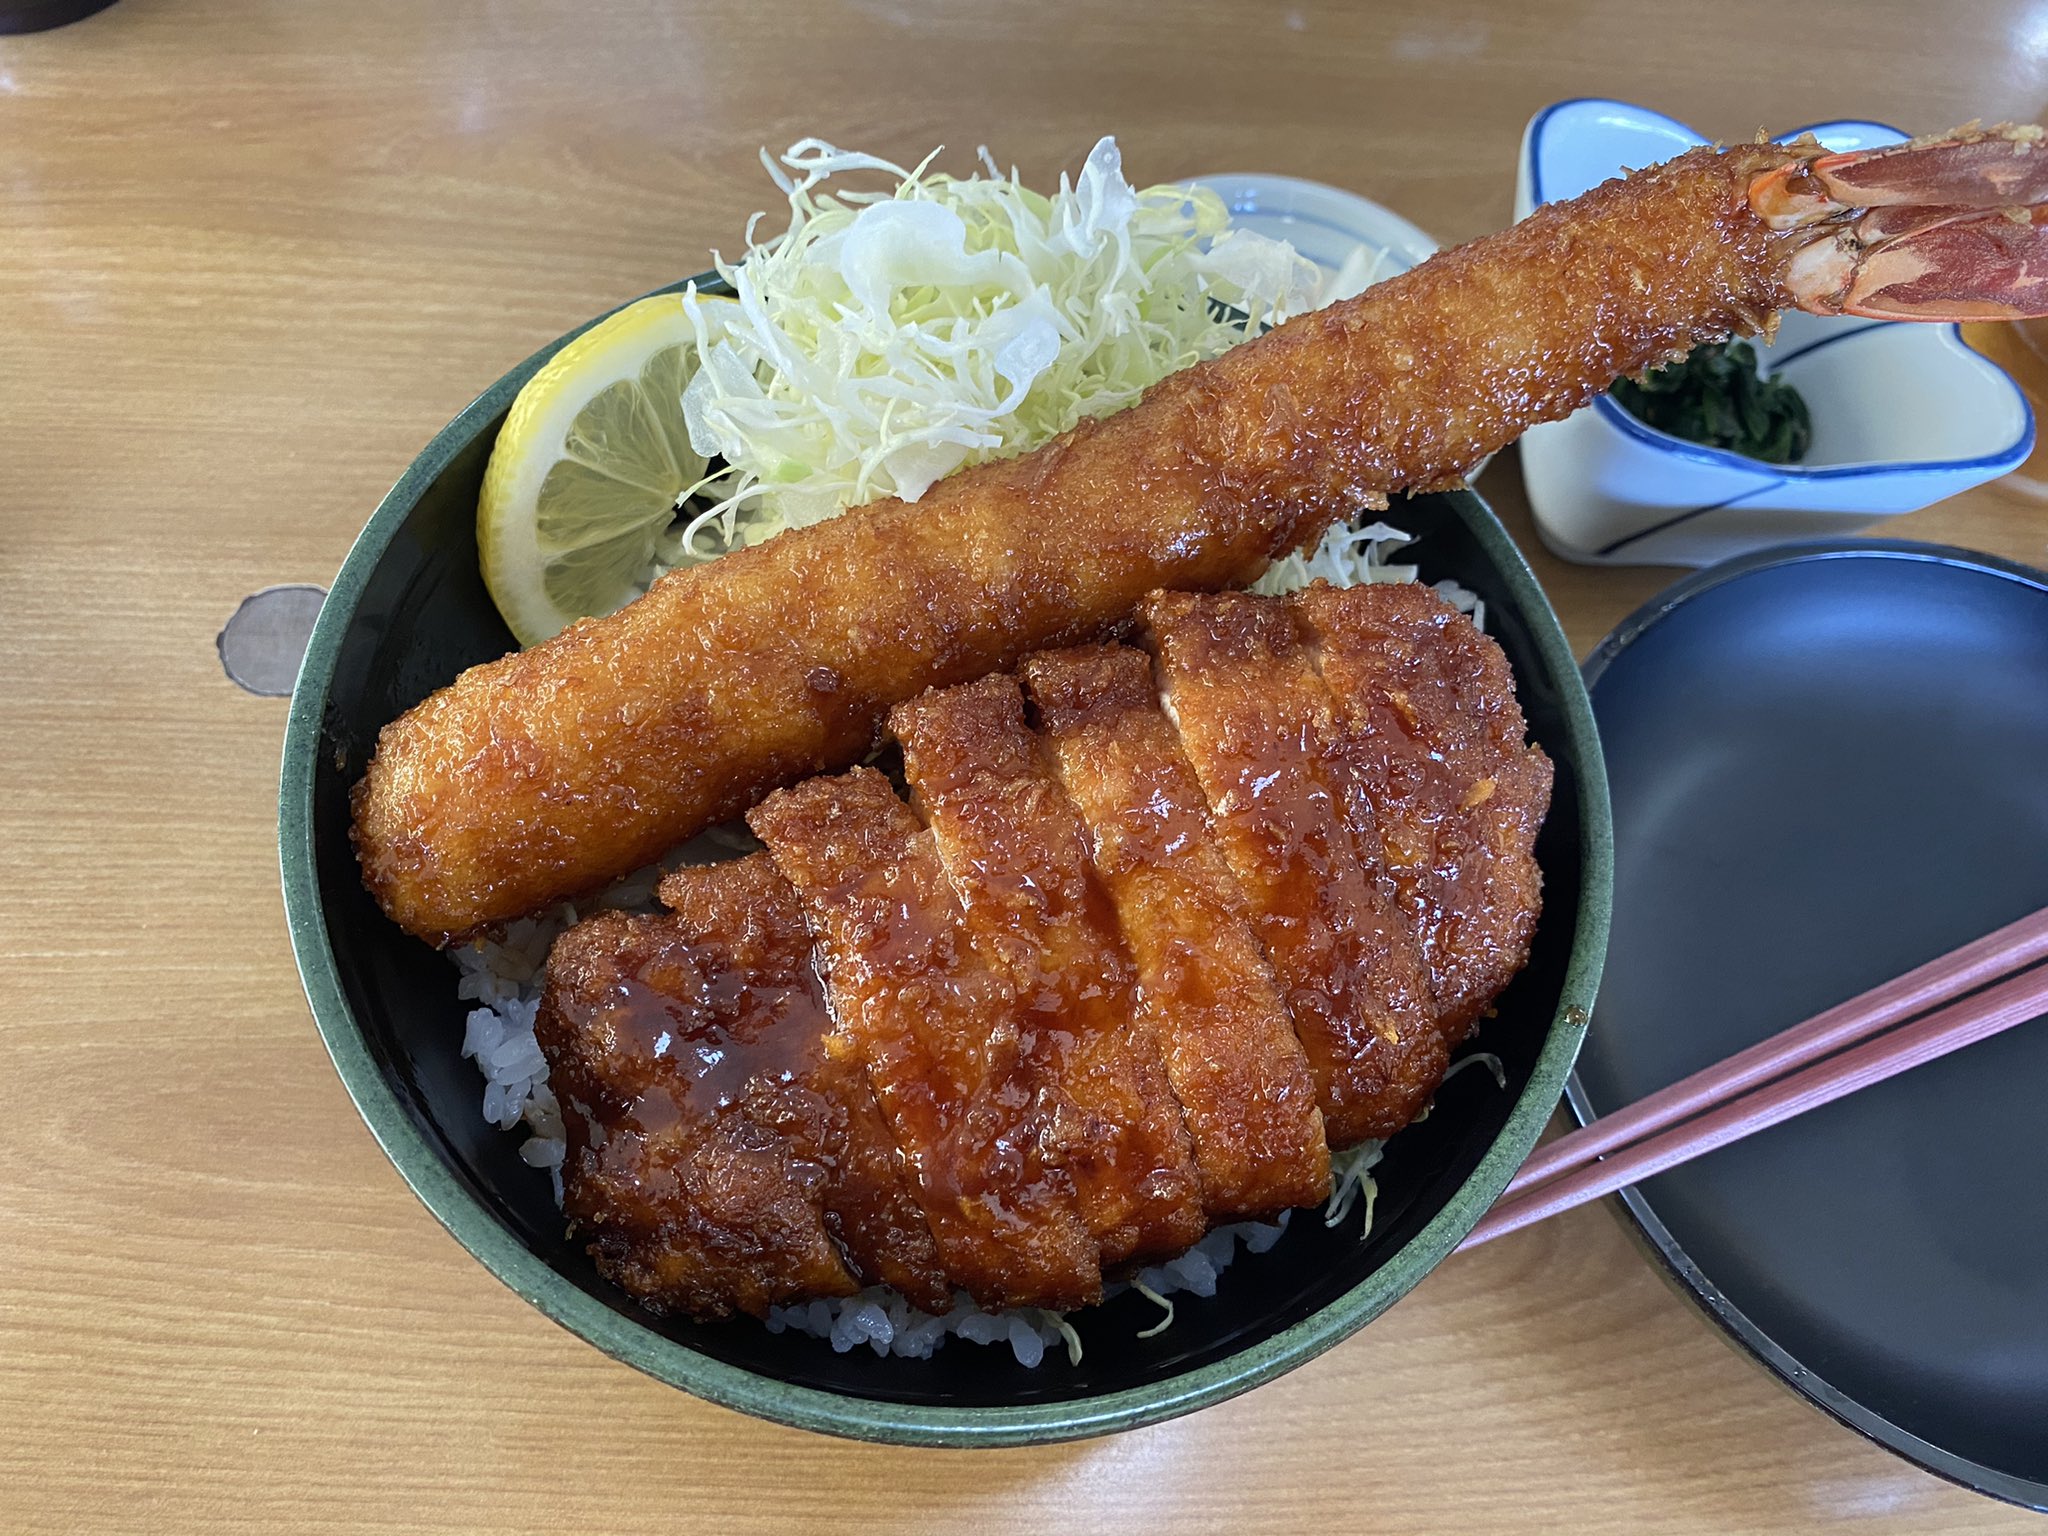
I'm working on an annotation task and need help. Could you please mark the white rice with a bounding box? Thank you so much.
[765,1216,1292,1365]
[449,518,1480,1366]
[449,889,1307,1367]
[455,917,570,1203]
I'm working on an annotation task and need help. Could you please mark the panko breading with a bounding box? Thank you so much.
[538,585,1548,1318]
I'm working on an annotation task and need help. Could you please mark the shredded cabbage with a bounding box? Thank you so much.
[1439,1050,1508,1091]
[1132,1279,1176,1339]
[1255,519,1490,633]
[667,136,1322,562]
[1325,1139,1385,1230]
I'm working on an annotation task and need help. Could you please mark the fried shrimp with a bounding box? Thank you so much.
[355,128,2048,942]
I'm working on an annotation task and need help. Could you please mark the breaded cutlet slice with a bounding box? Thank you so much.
[1142,590,1446,1147]
[890,675,1205,1268]
[656,855,950,1313]
[749,768,1102,1313]
[1292,582,1553,1042]
[1021,644,1332,1219]
[536,893,859,1320]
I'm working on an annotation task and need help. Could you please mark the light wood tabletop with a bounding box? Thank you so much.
[5,1,2046,1531]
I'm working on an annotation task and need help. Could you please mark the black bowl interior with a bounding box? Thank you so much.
[309,438,1593,1408]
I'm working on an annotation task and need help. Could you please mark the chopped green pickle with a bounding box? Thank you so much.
[1611,340,1813,465]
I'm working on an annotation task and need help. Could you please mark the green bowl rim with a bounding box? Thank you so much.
[279,278,1614,1448]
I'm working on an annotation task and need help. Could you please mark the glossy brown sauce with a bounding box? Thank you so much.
[1022,644,1331,1218]
[892,674,1205,1266]
[658,856,951,1310]
[538,586,1555,1317]
[1143,592,1445,1146]
[748,768,1102,1313]
[1294,583,1552,1042]
[533,891,858,1319]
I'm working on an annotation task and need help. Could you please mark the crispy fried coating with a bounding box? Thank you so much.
[534,875,859,1319]
[1142,591,1445,1146]
[1021,644,1331,1219]
[653,858,951,1311]
[353,143,1796,942]
[538,585,1554,1318]
[747,768,1102,1313]
[1293,583,1553,1041]
[891,675,1205,1267]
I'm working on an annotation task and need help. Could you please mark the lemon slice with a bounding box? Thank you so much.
[479,292,734,646]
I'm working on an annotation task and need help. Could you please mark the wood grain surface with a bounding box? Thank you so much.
[3,1,2045,1531]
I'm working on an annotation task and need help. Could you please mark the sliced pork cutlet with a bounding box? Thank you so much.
[656,855,950,1313]
[1142,590,1446,1147]
[536,894,858,1320]
[1021,644,1332,1219]
[1292,582,1554,1042]
[890,674,1204,1268]
[749,767,1102,1313]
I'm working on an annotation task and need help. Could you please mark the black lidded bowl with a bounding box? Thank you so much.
[279,276,1614,1447]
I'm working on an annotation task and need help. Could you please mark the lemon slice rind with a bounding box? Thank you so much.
[478,292,734,647]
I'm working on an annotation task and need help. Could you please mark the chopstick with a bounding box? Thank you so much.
[1504,904,2048,1200]
[1458,905,2048,1251]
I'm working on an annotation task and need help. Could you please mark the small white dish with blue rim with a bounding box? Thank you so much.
[1514,99,2033,568]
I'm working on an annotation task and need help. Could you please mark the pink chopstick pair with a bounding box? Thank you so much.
[1459,904,2048,1250]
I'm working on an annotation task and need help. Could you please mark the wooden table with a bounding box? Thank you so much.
[5,2,2045,1530]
